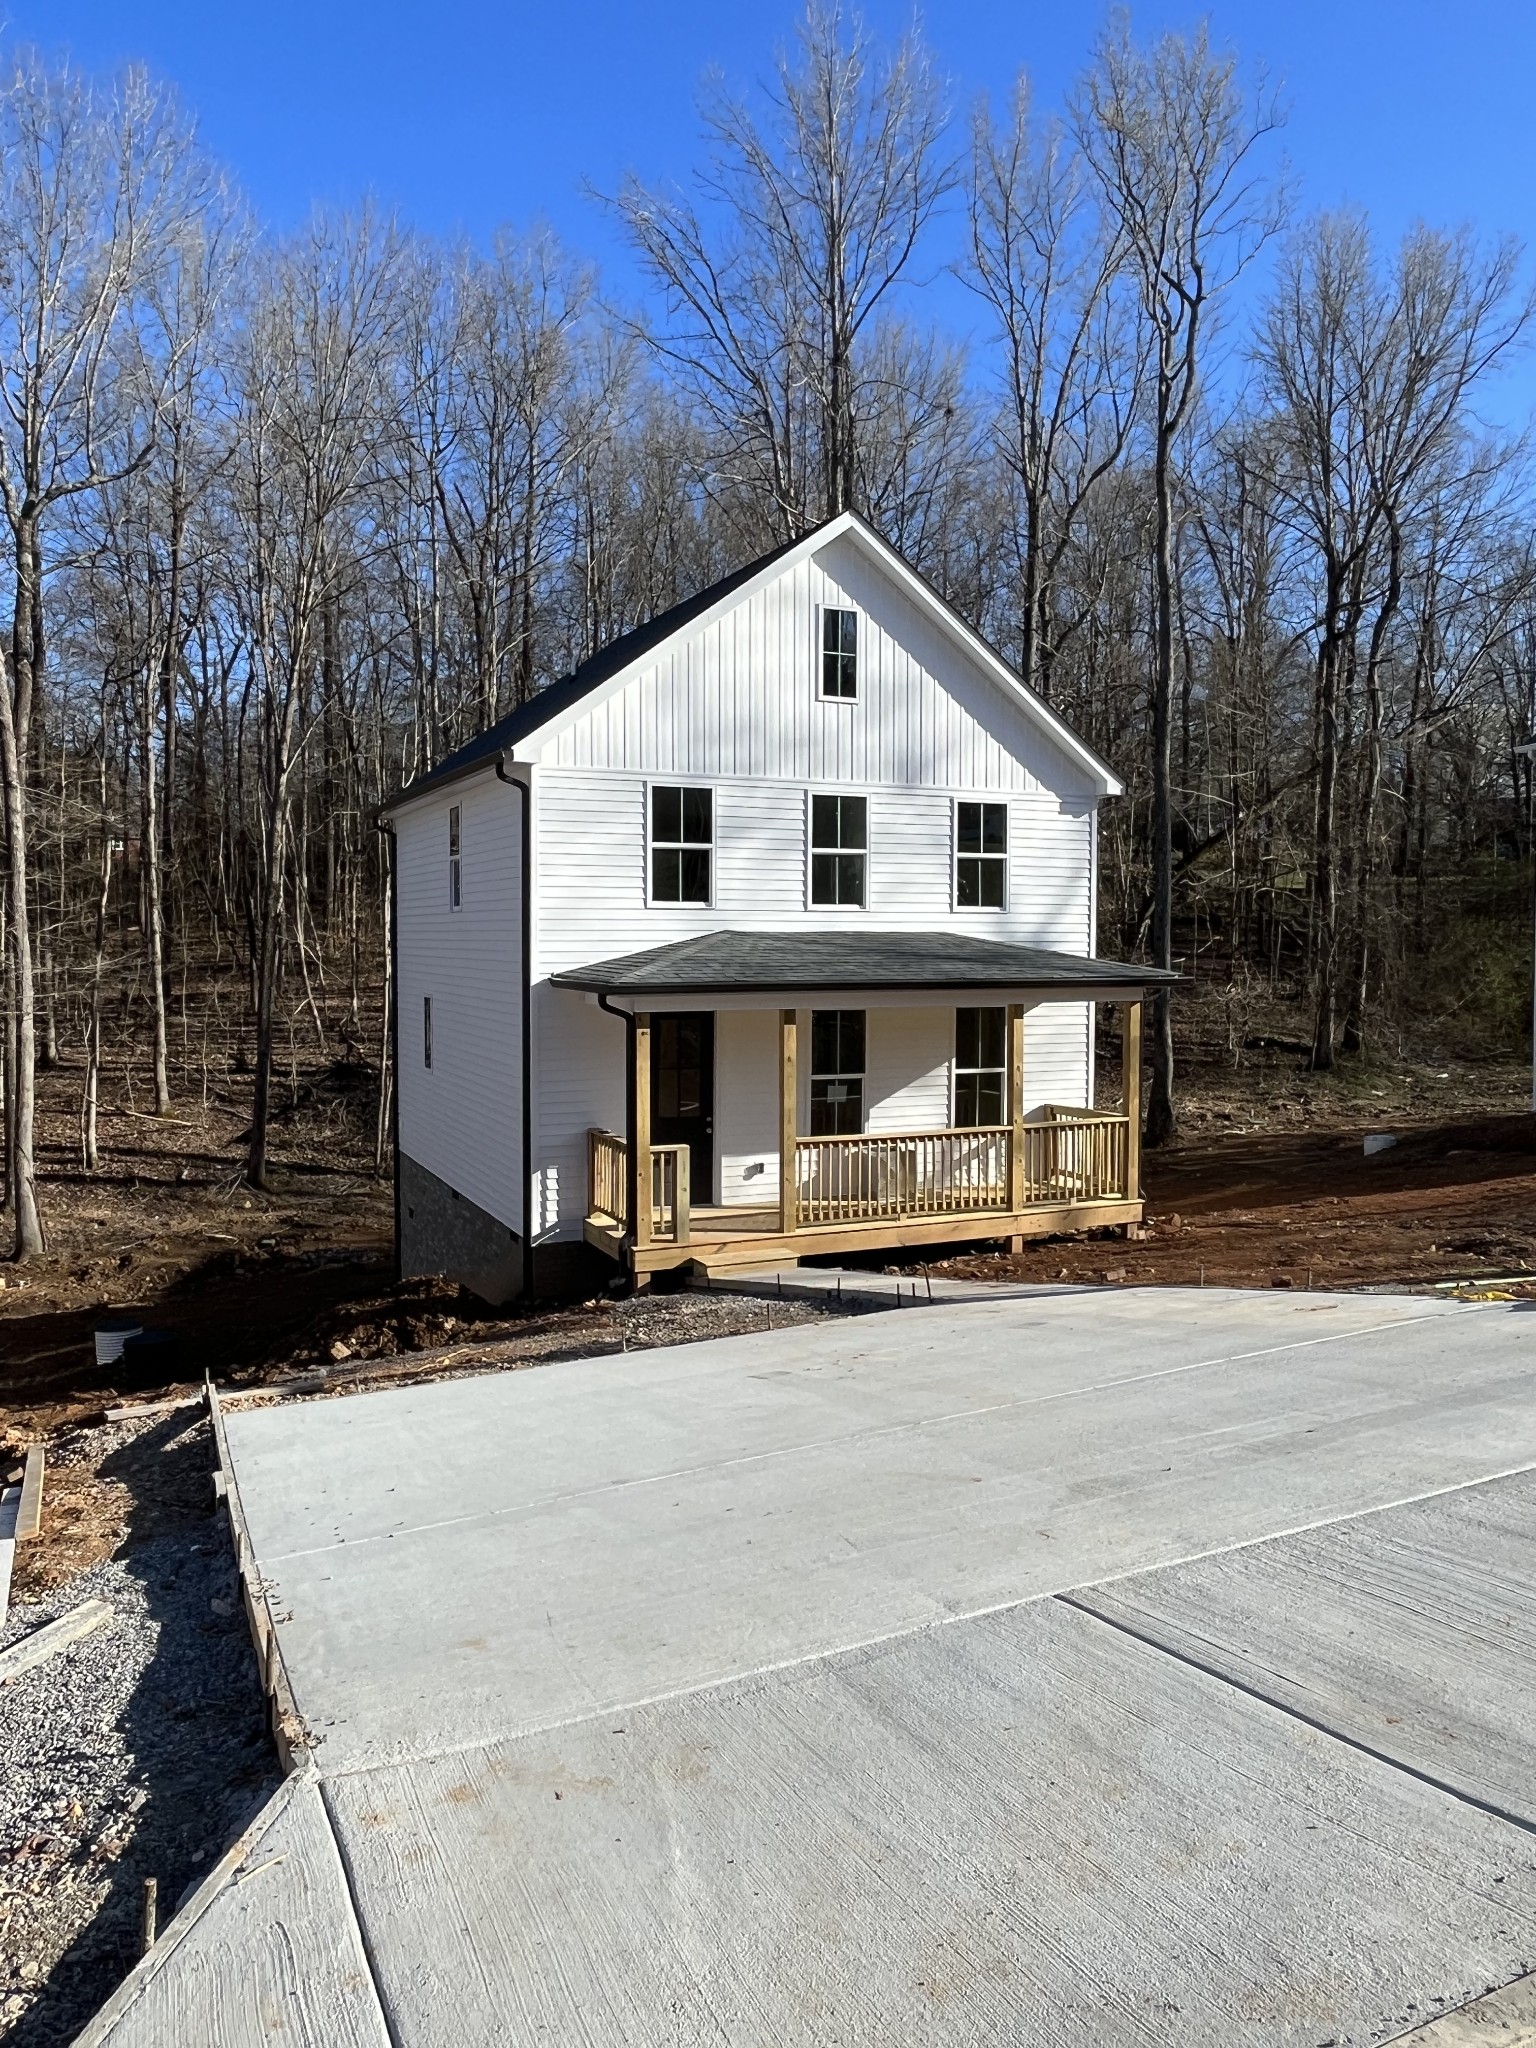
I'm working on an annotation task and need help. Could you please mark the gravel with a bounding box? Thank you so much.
[0,1413,281,2048]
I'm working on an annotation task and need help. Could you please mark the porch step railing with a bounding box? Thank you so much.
[586,1130,691,1245]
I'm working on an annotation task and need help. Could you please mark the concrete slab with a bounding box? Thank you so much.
[1074,1465,1536,1828]
[223,1288,1536,1772]
[99,1284,1536,2048]
[76,1771,391,2048]
[325,1598,1536,2048]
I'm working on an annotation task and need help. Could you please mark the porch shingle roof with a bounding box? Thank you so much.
[549,929,1180,996]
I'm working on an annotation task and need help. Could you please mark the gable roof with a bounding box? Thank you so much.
[550,928,1180,997]
[385,510,1121,810]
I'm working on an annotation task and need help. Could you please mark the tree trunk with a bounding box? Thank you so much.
[1145,406,1177,1148]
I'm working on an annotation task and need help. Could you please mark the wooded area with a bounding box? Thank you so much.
[1,9,1533,1257]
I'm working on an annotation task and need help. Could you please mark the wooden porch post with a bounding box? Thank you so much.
[1008,1002,1025,1216]
[634,1011,653,1250]
[1123,998,1143,1200]
[779,1009,798,1235]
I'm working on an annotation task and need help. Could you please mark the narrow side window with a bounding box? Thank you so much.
[448,805,462,910]
[956,801,1007,909]
[954,1007,1006,1126]
[810,793,867,906]
[821,608,858,699]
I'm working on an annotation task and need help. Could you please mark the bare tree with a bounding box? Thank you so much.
[0,56,209,1252]
[612,3,954,538]
[968,76,1144,695]
[1076,19,1285,1144]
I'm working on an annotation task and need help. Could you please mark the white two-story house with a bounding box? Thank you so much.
[383,510,1174,1300]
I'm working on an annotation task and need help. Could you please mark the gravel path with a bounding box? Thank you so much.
[0,1413,280,2047]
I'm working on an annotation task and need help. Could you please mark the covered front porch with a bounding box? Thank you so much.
[552,930,1176,1281]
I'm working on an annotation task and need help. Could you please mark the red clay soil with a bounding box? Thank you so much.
[926,1114,1536,1293]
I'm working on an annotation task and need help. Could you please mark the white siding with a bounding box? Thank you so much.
[395,775,524,1232]
[534,532,1093,798]
[717,1009,780,1208]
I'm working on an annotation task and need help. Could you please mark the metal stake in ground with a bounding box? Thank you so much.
[140,1876,157,1957]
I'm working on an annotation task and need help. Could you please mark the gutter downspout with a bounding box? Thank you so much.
[596,990,636,1287]
[494,755,536,1303]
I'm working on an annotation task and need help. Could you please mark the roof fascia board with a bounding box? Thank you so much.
[572,982,1162,1012]
[381,750,505,818]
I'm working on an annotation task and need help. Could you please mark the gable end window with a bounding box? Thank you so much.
[955,1007,1006,1127]
[423,996,434,1070]
[810,1010,865,1134]
[956,801,1007,909]
[651,786,713,904]
[821,607,858,699]
[810,793,867,906]
[448,805,462,910]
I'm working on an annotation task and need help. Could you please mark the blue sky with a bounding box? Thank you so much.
[14,1,1536,418]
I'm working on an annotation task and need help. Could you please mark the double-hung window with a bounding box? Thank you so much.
[810,1010,865,1135]
[650,786,712,904]
[955,1007,1006,1127]
[448,805,462,910]
[956,801,1007,908]
[810,793,867,906]
[821,607,858,699]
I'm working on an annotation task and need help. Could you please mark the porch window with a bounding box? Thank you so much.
[651,785,712,904]
[810,793,867,905]
[954,1006,1006,1126]
[448,805,462,910]
[821,607,858,699]
[810,1009,865,1134]
[956,801,1007,908]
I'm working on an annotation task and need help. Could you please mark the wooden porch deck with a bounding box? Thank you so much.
[586,998,1145,1282]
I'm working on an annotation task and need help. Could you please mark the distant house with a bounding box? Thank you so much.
[382,510,1174,1300]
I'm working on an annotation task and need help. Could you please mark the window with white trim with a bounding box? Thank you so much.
[448,805,462,910]
[954,1007,1006,1127]
[821,607,858,698]
[650,786,712,904]
[423,996,433,1070]
[810,793,867,905]
[810,1010,865,1135]
[956,801,1007,908]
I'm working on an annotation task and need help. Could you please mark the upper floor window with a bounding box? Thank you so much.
[448,805,462,910]
[651,785,712,904]
[810,793,867,906]
[955,1006,1006,1127]
[956,801,1007,909]
[821,607,858,699]
[810,1010,865,1135]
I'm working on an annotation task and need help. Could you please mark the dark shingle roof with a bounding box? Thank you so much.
[389,526,811,805]
[549,929,1180,996]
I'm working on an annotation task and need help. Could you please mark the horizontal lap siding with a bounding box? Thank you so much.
[396,777,523,1232]
[717,1009,780,1207]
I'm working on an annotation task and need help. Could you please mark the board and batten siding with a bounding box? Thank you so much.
[395,777,524,1233]
[529,531,1093,797]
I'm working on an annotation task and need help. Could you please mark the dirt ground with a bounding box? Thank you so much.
[2,1031,1534,1435]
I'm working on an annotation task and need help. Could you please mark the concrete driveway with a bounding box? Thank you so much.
[80,1286,1536,2046]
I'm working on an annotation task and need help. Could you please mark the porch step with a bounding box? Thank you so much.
[691,1264,1074,1306]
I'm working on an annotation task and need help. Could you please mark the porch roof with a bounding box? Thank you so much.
[549,928,1181,997]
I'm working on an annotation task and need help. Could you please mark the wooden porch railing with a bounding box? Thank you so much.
[588,1129,628,1225]
[592,1114,1129,1244]
[794,1113,1130,1227]
[586,1130,691,1246]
